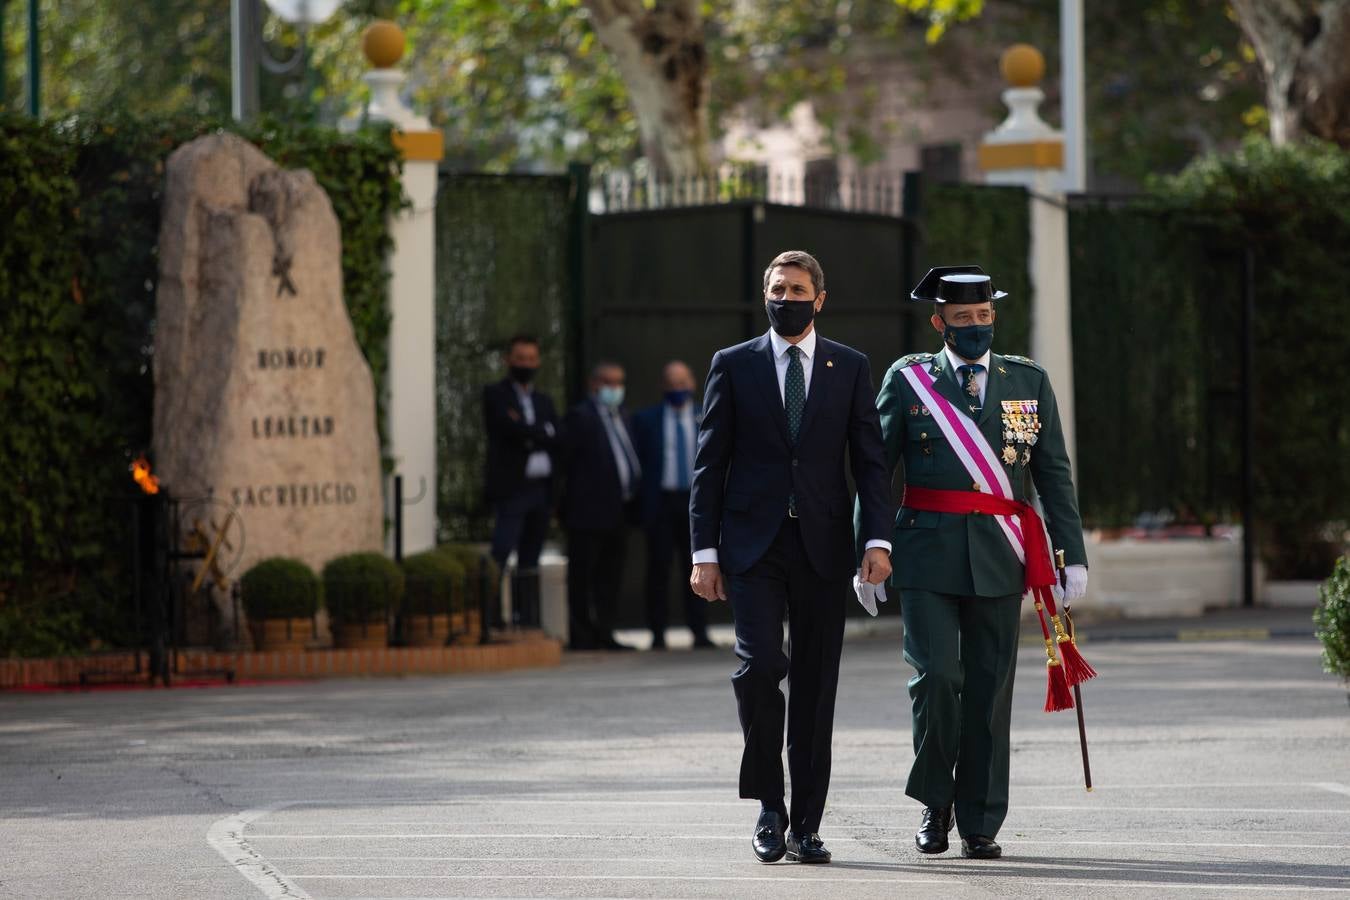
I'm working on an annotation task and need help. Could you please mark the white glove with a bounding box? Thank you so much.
[852,571,889,617]
[1064,565,1088,603]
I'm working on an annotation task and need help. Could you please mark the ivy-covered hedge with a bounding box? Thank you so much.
[1148,138,1347,579]
[919,182,1032,356]
[0,113,402,658]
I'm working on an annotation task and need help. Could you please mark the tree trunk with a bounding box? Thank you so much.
[582,0,710,177]
[1231,0,1350,146]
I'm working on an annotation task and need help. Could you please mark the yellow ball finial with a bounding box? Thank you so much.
[1000,44,1045,88]
[362,20,406,69]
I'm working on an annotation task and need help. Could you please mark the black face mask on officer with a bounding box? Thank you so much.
[942,321,995,360]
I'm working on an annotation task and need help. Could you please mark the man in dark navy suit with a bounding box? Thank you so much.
[689,250,893,865]
[559,362,642,651]
[631,360,713,651]
[482,334,559,627]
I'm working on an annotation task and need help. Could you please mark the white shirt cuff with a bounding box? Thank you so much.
[863,540,892,553]
[692,548,719,565]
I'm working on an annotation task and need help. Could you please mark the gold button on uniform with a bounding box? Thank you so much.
[972,482,982,492]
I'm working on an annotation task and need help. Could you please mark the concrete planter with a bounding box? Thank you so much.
[251,617,313,652]
[403,613,449,647]
[333,621,389,649]
[1066,536,1244,619]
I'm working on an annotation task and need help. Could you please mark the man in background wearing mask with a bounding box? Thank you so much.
[482,334,560,629]
[631,360,714,651]
[872,266,1089,860]
[689,250,893,865]
[559,362,642,651]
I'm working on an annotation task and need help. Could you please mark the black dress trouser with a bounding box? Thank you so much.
[727,516,846,836]
[566,524,627,647]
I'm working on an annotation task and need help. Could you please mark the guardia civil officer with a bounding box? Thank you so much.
[871,266,1089,859]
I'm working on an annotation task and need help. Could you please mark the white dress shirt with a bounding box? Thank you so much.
[514,382,553,479]
[943,345,991,408]
[693,328,890,565]
[661,402,698,491]
[769,326,817,401]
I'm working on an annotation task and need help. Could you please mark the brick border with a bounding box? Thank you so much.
[0,637,561,690]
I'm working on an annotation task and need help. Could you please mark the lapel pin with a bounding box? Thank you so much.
[997,366,1008,376]
[826,359,833,368]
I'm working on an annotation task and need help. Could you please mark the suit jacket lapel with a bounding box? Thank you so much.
[796,339,832,442]
[752,334,792,447]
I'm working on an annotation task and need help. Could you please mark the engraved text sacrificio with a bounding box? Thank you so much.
[229,483,359,508]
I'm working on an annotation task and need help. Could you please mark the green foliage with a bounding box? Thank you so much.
[322,552,404,624]
[434,544,499,613]
[0,112,401,658]
[400,551,464,616]
[434,174,572,542]
[240,557,322,620]
[1068,198,1239,532]
[1314,555,1350,682]
[919,183,1030,356]
[1151,137,1350,578]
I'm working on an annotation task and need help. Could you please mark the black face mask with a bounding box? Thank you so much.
[765,299,817,338]
[509,365,538,385]
[942,322,995,360]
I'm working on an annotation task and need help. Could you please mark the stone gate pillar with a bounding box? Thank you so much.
[362,20,443,557]
[979,44,1077,469]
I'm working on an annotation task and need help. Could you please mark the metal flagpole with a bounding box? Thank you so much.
[230,0,259,121]
[1060,0,1086,192]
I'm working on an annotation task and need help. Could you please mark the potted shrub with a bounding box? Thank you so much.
[322,552,404,649]
[436,545,498,643]
[1313,554,1350,706]
[240,558,321,651]
[400,551,463,647]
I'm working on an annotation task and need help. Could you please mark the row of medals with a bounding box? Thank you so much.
[1001,399,1039,467]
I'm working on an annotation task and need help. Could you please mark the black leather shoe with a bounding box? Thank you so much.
[691,634,716,649]
[915,805,954,854]
[961,835,1002,859]
[649,633,667,651]
[600,635,636,651]
[752,810,786,863]
[786,831,831,863]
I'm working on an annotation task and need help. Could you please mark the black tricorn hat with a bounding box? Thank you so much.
[910,265,1008,303]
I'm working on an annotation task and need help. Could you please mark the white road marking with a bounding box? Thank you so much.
[246,833,869,841]
[289,874,954,884]
[1012,881,1350,894]
[206,803,314,900]
[1315,783,1350,799]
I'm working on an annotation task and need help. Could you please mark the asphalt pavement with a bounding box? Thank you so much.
[2,610,1347,899]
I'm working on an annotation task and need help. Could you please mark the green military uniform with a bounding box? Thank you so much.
[874,346,1086,842]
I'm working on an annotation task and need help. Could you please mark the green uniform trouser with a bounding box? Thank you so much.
[901,589,1022,840]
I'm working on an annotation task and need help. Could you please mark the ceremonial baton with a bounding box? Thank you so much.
[1057,548,1093,792]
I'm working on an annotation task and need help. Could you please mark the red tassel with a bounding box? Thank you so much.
[1057,637,1097,686]
[1044,659,1074,712]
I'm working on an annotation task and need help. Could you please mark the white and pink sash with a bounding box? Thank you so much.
[898,362,1030,565]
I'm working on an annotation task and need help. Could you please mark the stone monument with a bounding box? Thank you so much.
[153,133,383,636]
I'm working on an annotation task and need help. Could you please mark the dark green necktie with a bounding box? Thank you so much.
[786,346,805,444]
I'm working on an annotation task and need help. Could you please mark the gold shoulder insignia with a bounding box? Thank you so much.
[1002,354,1043,370]
[893,352,934,370]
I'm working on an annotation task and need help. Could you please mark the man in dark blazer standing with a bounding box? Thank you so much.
[482,334,559,627]
[689,250,893,865]
[631,360,713,650]
[559,361,642,651]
